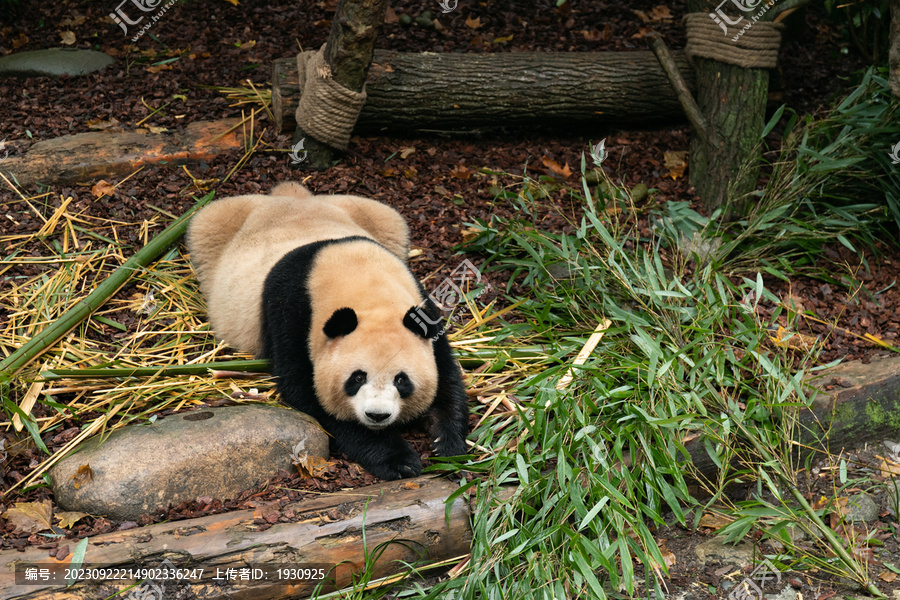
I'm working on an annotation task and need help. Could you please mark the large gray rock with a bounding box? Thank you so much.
[0,48,114,77]
[48,405,328,520]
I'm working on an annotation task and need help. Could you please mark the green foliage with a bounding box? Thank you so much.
[824,0,891,62]
[709,67,899,279]
[405,159,880,598]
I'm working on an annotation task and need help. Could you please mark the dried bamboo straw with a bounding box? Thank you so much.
[0,192,215,379]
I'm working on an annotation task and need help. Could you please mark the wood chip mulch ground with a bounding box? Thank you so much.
[2,1,900,597]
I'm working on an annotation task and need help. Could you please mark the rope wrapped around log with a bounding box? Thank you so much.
[295,46,367,151]
[683,12,784,69]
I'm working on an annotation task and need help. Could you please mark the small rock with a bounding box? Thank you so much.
[415,15,435,28]
[767,587,799,600]
[0,48,114,77]
[630,183,649,203]
[48,406,328,521]
[546,262,575,281]
[847,492,879,523]
[695,537,755,566]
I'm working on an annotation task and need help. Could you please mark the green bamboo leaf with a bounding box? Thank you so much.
[66,537,89,587]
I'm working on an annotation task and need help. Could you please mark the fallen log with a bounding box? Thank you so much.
[683,355,900,478]
[0,119,246,188]
[0,476,474,600]
[272,50,697,134]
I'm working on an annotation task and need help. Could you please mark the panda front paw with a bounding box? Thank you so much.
[364,443,422,480]
[432,432,467,459]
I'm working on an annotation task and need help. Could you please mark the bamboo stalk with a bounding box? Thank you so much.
[0,192,215,379]
[38,346,549,381]
[41,346,547,381]
[40,359,270,380]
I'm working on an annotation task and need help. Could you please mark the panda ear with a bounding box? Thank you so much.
[323,307,358,338]
[403,305,443,339]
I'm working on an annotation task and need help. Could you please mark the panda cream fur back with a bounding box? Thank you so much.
[187,182,469,480]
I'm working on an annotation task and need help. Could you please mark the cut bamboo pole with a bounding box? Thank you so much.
[38,347,550,380]
[0,192,215,380]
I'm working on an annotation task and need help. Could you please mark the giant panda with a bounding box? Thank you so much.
[186,182,469,480]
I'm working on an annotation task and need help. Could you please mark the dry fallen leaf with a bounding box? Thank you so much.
[2,500,53,534]
[72,464,94,490]
[659,546,676,569]
[384,6,399,23]
[541,156,573,179]
[403,167,418,179]
[403,481,421,490]
[295,454,332,479]
[880,458,900,478]
[465,15,483,29]
[86,117,122,131]
[649,5,674,21]
[663,151,688,180]
[147,125,169,134]
[91,180,115,198]
[493,35,514,44]
[400,146,416,159]
[60,31,76,45]
[769,326,817,352]
[699,511,735,530]
[462,227,481,244]
[12,33,29,49]
[146,64,174,74]
[450,164,471,180]
[581,27,611,42]
[631,27,657,39]
[60,15,87,26]
[223,0,239,5]
[879,571,898,583]
[56,511,89,529]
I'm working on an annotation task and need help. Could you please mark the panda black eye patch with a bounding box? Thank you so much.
[393,372,414,398]
[344,370,367,396]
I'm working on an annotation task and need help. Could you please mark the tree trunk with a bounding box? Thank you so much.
[273,51,697,135]
[294,0,388,170]
[685,0,774,216]
[0,477,474,600]
[891,0,900,97]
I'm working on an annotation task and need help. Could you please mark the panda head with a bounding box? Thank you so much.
[312,306,440,430]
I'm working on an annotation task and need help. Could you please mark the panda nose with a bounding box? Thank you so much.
[365,411,391,423]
